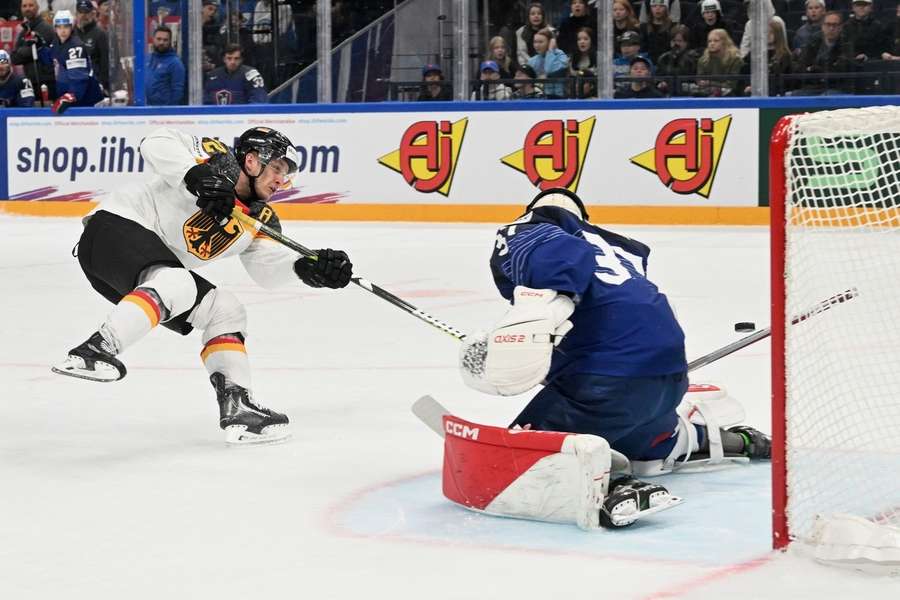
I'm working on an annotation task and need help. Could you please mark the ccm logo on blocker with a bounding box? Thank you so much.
[445,420,480,440]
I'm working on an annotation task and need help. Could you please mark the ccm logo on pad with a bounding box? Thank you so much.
[494,334,526,343]
[445,420,480,440]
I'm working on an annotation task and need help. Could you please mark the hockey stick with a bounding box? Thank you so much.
[233,210,857,370]
[686,287,859,372]
[231,208,467,341]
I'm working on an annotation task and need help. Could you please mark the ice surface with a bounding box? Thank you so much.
[1,217,896,599]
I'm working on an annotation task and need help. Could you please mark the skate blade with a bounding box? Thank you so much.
[609,495,684,527]
[224,424,291,446]
[51,358,123,383]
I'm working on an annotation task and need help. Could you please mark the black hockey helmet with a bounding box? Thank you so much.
[526,188,590,221]
[235,127,299,176]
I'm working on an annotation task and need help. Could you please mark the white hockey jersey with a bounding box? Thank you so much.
[96,127,299,289]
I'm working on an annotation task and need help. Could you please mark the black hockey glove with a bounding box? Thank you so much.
[184,159,237,223]
[294,249,353,289]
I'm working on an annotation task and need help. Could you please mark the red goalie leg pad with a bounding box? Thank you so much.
[441,415,572,510]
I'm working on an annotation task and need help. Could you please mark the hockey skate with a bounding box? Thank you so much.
[210,372,290,446]
[599,476,684,528]
[51,331,127,382]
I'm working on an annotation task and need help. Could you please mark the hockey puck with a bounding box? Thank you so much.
[734,322,756,333]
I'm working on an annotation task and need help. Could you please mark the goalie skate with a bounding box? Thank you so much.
[599,476,684,528]
[210,373,291,446]
[51,331,126,383]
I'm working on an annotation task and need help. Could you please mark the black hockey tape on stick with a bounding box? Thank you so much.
[231,208,468,341]
[687,288,859,372]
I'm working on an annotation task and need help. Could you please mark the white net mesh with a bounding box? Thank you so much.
[783,106,900,543]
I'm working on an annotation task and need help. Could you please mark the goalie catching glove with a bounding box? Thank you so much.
[460,286,574,396]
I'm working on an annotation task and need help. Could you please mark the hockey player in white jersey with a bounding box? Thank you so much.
[52,126,353,445]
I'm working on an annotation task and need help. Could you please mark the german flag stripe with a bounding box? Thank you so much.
[122,290,161,327]
[200,338,247,362]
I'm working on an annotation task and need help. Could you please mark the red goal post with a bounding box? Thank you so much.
[769,107,900,567]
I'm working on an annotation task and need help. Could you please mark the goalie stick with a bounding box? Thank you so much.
[231,208,467,341]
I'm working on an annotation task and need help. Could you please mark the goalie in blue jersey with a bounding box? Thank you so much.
[460,188,770,476]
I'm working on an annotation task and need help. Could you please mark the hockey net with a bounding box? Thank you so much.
[771,106,900,566]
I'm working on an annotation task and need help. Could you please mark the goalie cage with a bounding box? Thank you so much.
[771,106,900,571]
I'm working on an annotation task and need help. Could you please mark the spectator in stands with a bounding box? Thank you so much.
[656,24,700,94]
[471,60,513,100]
[641,0,675,63]
[516,2,553,65]
[0,48,35,106]
[613,0,641,54]
[793,0,826,54]
[557,0,595,56]
[11,0,56,99]
[843,0,891,61]
[486,35,518,81]
[568,26,597,98]
[417,63,452,101]
[743,19,794,95]
[527,27,569,98]
[202,0,225,68]
[615,55,665,98]
[696,28,743,96]
[145,25,185,105]
[203,43,266,105]
[740,0,786,58]
[614,30,649,80]
[794,11,855,94]
[75,0,108,92]
[691,0,738,51]
[512,63,545,98]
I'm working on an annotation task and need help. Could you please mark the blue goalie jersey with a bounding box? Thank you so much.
[490,204,686,379]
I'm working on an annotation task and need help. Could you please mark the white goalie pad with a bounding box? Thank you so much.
[632,383,750,477]
[459,287,574,396]
[412,395,679,529]
[440,413,612,530]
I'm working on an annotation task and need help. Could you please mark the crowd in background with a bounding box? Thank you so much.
[0,0,392,108]
[419,0,900,101]
[1,0,898,108]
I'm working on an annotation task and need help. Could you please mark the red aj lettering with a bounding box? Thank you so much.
[399,120,453,193]
[523,119,580,190]
[654,118,715,195]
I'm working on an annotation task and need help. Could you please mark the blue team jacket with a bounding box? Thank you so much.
[146,48,185,105]
[203,64,267,105]
[490,205,687,378]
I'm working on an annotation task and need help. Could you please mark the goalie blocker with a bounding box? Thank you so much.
[440,412,682,529]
